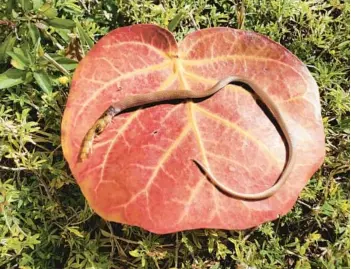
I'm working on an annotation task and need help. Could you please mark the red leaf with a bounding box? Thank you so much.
[61,25,325,234]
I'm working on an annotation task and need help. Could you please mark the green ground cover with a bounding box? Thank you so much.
[0,0,349,268]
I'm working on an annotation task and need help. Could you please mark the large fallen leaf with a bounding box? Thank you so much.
[61,25,325,234]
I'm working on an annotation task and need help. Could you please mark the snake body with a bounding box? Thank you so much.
[79,76,295,200]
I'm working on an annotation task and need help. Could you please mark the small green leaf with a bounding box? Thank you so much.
[32,0,43,10]
[20,0,33,11]
[0,34,16,63]
[16,44,34,65]
[7,51,29,69]
[24,70,33,83]
[39,2,50,11]
[46,18,75,29]
[67,227,84,238]
[34,38,44,58]
[39,3,58,19]
[44,8,58,19]
[208,237,215,253]
[11,9,19,19]
[0,69,26,89]
[129,249,142,258]
[168,12,184,32]
[209,263,220,269]
[141,256,146,267]
[33,71,52,93]
[76,21,94,49]
[53,56,78,71]
[10,59,26,70]
[28,22,40,45]
[100,229,112,238]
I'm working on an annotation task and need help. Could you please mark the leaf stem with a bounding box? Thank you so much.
[0,165,32,171]
[174,233,180,268]
[43,53,70,76]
